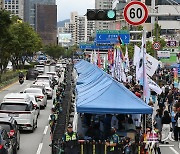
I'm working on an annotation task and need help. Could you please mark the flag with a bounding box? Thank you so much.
[133,45,141,66]
[97,50,101,68]
[124,45,129,72]
[145,53,159,77]
[147,76,162,95]
[93,49,97,65]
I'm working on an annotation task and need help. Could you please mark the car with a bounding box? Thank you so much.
[33,82,53,99]
[23,88,47,109]
[26,69,39,80]
[36,75,53,88]
[0,127,13,154]
[0,93,38,132]
[0,117,20,154]
[28,94,40,118]
[35,65,44,74]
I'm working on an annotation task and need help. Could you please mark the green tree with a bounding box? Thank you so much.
[44,45,65,59]
[8,22,42,69]
[0,10,12,74]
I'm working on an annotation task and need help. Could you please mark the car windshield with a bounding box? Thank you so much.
[0,123,11,132]
[24,89,41,94]
[0,103,28,111]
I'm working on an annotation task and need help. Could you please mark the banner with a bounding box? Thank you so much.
[133,45,141,66]
[145,53,159,77]
[147,76,162,95]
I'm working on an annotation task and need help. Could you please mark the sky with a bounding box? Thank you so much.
[57,0,95,21]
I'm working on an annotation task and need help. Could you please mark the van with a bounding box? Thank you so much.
[0,93,38,132]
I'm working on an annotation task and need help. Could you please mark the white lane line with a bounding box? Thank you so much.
[36,143,43,154]
[43,126,48,135]
[169,147,179,154]
[159,144,174,147]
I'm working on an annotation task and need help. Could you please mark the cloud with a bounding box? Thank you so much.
[57,0,95,21]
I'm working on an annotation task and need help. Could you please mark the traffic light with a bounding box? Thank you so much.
[87,9,116,21]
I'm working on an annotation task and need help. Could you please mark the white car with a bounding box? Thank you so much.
[0,93,38,132]
[23,88,47,109]
[28,94,40,118]
[35,65,44,74]
[33,82,53,99]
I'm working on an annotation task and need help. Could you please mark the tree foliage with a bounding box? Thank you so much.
[0,10,42,71]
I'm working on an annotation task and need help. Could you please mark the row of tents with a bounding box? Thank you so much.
[74,60,153,115]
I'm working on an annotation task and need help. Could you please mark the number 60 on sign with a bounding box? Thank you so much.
[123,1,148,26]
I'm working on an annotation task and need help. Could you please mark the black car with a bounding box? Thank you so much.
[26,69,39,80]
[0,117,20,154]
[0,127,13,154]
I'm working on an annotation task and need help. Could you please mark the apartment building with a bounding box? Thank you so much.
[3,0,24,19]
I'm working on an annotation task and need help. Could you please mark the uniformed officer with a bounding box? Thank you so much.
[62,123,78,154]
[105,127,119,154]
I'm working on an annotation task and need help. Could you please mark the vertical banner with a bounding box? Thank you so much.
[174,68,179,88]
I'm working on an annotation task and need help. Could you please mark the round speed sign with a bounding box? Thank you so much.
[123,1,148,26]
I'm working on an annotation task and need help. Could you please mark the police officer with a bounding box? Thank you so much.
[62,123,78,154]
[105,127,119,154]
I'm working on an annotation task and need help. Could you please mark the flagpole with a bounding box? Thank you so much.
[143,27,147,134]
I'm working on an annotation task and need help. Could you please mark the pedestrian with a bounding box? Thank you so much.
[111,114,119,130]
[154,109,162,142]
[62,123,78,154]
[105,127,119,154]
[161,110,172,144]
[174,103,180,141]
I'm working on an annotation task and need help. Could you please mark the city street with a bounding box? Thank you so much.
[0,70,64,154]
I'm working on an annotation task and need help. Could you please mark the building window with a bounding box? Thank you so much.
[16,5,18,9]
[16,10,19,14]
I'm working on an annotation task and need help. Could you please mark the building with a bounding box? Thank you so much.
[0,0,4,10]
[95,0,113,30]
[3,0,24,19]
[24,0,56,29]
[36,4,57,45]
[58,12,95,45]
[112,0,180,38]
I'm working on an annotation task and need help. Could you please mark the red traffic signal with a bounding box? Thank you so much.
[87,9,116,21]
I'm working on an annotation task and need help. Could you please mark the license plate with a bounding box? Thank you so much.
[8,114,19,117]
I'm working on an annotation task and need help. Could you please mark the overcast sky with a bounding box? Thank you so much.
[57,0,95,21]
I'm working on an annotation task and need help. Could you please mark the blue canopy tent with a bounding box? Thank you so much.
[74,60,153,114]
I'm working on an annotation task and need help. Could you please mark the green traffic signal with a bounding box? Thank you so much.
[87,9,116,20]
[107,10,115,19]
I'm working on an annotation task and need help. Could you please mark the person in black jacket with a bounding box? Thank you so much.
[174,110,180,141]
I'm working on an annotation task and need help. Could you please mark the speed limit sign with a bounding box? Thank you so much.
[153,42,161,50]
[123,1,148,26]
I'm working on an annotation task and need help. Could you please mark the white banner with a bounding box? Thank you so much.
[145,53,159,77]
[133,45,140,66]
[147,76,162,95]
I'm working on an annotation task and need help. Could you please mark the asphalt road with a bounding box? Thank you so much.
[0,71,64,154]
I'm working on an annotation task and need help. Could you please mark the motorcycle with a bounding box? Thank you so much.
[19,77,24,84]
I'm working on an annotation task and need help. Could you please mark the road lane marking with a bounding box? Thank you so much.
[169,147,179,154]
[43,126,48,135]
[159,144,174,147]
[36,143,43,154]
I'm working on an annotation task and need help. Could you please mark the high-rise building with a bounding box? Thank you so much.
[95,0,113,30]
[59,12,95,45]
[0,0,4,10]
[3,0,24,19]
[24,0,57,45]
[24,0,56,29]
[36,4,57,45]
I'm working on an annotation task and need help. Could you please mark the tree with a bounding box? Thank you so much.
[0,10,12,74]
[8,22,42,69]
[44,45,65,59]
